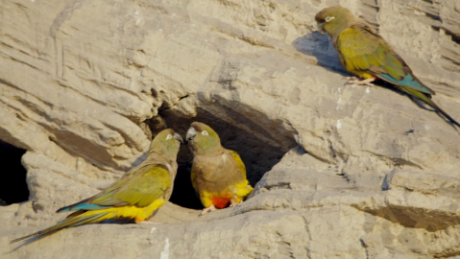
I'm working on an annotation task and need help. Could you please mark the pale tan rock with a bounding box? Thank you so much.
[1,0,460,258]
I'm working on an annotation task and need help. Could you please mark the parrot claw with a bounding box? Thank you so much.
[345,77,375,86]
[229,202,239,208]
[229,198,242,208]
[199,205,216,216]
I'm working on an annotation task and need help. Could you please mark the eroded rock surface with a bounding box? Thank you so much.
[1,0,460,258]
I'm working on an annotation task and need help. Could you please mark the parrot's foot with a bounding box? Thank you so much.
[200,205,216,216]
[229,202,240,208]
[345,77,375,86]
[229,198,242,208]
[136,221,160,225]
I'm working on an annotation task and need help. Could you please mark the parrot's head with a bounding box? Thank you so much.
[149,128,183,159]
[186,122,222,155]
[315,6,356,37]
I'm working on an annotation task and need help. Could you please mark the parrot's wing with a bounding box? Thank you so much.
[229,150,247,179]
[336,24,434,95]
[58,164,171,212]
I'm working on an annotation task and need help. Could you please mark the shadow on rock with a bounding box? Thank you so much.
[292,31,348,76]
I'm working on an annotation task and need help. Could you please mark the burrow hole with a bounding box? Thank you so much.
[0,140,29,205]
[146,107,297,210]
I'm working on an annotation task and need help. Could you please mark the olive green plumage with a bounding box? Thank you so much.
[315,6,460,127]
[186,122,253,215]
[12,129,183,243]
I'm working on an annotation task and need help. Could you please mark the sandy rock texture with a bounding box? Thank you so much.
[1,0,460,258]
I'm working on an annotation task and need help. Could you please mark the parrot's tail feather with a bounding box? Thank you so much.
[10,231,48,244]
[399,86,460,128]
[377,72,435,95]
[57,198,106,213]
[56,198,91,212]
[66,210,86,219]
[10,212,109,244]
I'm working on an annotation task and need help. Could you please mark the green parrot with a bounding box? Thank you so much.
[11,128,183,243]
[186,122,253,215]
[315,6,460,127]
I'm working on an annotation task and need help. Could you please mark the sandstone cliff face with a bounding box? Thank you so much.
[1,0,460,258]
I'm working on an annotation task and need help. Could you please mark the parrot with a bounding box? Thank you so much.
[315,6,460,127]
[185,122,253,215]
[11,128,183,243]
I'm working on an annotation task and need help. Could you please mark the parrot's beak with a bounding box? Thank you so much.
[174,133,184,144]
[317,22,325,34]
[186,127,197,142]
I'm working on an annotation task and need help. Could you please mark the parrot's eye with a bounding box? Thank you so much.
[166,134,172,140]
[325,16,335,22]
[201,130,209,136]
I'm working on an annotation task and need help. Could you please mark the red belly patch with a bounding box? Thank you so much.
[210,196,232,209]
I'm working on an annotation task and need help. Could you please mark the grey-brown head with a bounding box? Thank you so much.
[315,6,357,38]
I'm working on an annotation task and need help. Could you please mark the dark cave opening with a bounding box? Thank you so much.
[0,140,29,205]
[169,159,203,210]
[151,107,296,210]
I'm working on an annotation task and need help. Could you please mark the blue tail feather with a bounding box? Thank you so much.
[377,73,434,95]
[57,200,107,213]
